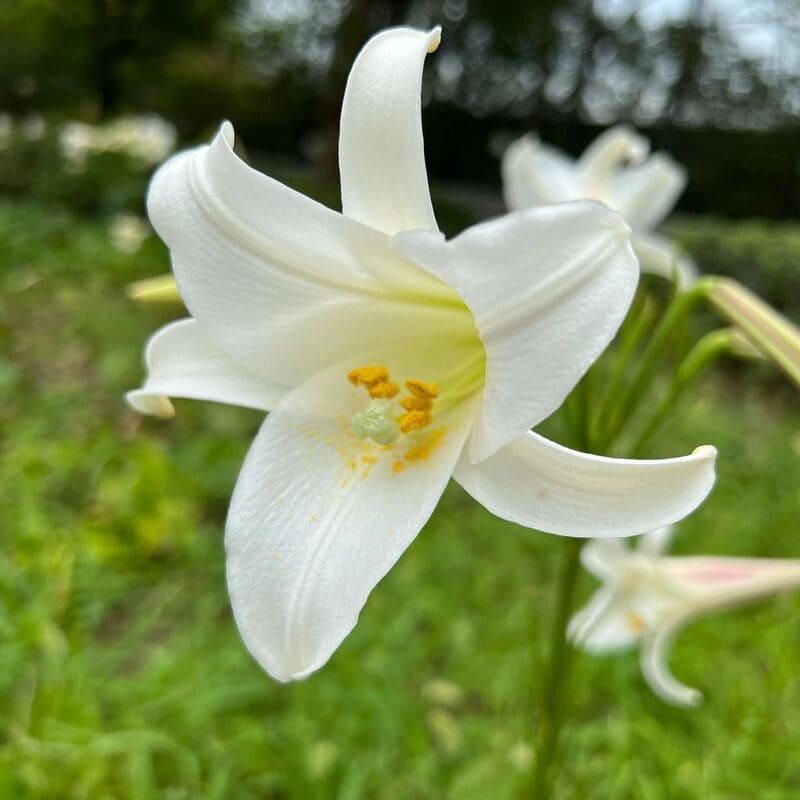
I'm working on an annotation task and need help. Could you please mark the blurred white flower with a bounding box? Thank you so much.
[109,213,150,254]
[59,122,94,171]
[569,527,800,706]
[128,26,716,683]
[502,126,696,286]
[59,114,177,171]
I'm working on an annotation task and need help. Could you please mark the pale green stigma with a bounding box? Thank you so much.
[351,399,401,446]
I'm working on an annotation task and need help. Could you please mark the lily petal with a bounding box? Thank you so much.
[577,125,649,196]
[453,432,717,537]
[568,587,641,653]
[225,360,479,682]
[126,318,287,417]
[339,26,440,235]
[147,123,463,387]
[637,525,676,556]
[580,539,627,580]
[640,616,702,707]
[609,154,686,230]
[394,201,638,461]
[633,233,697,286]
[501,136,578,210]
[665,556,800,605]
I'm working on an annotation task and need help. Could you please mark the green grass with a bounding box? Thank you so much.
[1,198,799,799]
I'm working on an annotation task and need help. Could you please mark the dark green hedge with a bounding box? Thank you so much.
[667,216,800,318]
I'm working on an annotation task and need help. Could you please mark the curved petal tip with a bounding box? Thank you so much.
[125,390,175,418]
[219,120,235,146]
[427,26,442,52]
[693,444,717,460]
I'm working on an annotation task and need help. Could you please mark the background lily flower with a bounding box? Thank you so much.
[128,26,717,682]
[502,126,696,285]
[570,528,800,706]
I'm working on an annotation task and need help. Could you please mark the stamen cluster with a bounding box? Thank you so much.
[348,365,439,445]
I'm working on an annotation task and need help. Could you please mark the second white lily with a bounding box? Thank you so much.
[502,126,696,285]
[128,26,717,682]
[570,527,800,706]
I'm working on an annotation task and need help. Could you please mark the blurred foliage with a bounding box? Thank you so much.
[0,0,238,115]
[0,197,799,798]
[0,126,152,217]
[2,1,800,216]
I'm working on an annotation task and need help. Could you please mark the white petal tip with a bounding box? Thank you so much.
[616,125,649,163]
[665,686,704,708]
[692,444,717,460]
[427,26,442,52]
[125,390,175,418]
[219,120,235,146]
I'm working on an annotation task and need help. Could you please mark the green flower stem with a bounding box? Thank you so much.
[525,537,584,800]
[597,279,714,452]
[629,328,738,456]
[524,370,599,799]
[591,291,658,444]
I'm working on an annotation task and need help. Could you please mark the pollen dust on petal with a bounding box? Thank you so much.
[404,427,447,463]
[627,612,646,634]
[337,425,394,483]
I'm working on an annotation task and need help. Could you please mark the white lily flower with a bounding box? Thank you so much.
[127,26,717,682]
[502,126,697,286]
[570,528,800,706]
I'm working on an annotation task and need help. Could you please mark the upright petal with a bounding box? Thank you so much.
[501,136,579,210]
[637,526,676,556]
[147,123,464,388]
[609,154,686,230]
[580,539,627,580]
[576,126,649,199]
[339,26,440,235]
[453,432,717,537]
[126,318,287,417]
[225,360,479,682]
[395,201,638,461]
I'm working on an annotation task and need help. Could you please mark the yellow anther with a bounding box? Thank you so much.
[348,365,390,387]
[368,381,399,399]
[399,410,432,433]
[400,396,433,412]
[405,378,439,399]
[392,460,405,474]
